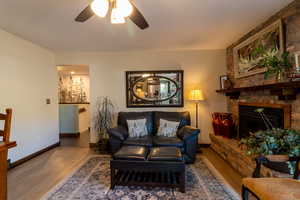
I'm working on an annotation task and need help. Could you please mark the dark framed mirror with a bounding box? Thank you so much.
[126,70,184,107]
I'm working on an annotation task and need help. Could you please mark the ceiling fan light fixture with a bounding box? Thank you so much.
[111,8,126,24]
[91,0,109,17]
[116,0,133,17]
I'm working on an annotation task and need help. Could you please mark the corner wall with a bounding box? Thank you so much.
[0,29,59,162]
[55,49,227,144]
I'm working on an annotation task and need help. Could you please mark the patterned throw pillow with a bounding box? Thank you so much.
[127,118,148,138]
[157,119,180,137]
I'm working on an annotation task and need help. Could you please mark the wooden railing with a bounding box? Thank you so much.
[0,141,16,200]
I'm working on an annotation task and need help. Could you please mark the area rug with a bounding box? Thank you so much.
[42,155,240,200]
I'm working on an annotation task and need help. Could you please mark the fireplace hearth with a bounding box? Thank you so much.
[238,102,291,139]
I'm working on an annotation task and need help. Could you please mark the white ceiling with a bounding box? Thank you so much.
[0,0,293,52]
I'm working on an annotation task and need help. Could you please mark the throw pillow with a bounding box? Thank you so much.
[157,119,180,137]
[127,118,148,138]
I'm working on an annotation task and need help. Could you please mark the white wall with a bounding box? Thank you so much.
[55,50,227,144]
[78,104,90,133]
[0,29,59,162]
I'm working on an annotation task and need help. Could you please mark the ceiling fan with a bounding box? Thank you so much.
[75,0,149,30]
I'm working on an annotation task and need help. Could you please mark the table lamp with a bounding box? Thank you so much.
[189,89,204,128]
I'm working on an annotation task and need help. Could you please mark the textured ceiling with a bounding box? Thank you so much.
[0,0,293,51]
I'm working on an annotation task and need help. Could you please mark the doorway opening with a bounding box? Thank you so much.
[57,65,90,147]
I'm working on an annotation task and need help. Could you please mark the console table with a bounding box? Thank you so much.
[0,142,16,200]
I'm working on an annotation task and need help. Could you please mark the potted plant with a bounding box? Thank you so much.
[93,96,115,152]
[240,108,300,174]
[252,45,293,81]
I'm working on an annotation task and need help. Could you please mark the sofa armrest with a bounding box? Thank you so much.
[107,126,129,141]
[177,126,200,141]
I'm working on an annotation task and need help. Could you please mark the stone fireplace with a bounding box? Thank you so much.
[211,1,299,178]
[210,102,292,177]
[238,102,291,139]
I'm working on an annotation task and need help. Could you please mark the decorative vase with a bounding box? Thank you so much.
[264,155,291,174]
[212,113,234,138]
[276,71,284,82]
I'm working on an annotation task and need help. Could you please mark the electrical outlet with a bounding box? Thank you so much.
[46,98,51,104]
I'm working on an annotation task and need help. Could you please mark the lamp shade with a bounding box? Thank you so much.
[189,89,204,101]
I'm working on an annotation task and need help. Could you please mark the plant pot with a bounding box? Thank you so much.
[264,155,290,174]
[266,155,289,162]
[98,138,110,152]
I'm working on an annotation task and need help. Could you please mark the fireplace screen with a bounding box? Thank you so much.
[238,104,288,139]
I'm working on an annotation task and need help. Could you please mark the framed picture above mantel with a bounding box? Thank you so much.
[126,70,184,107]
[233,19,284,79]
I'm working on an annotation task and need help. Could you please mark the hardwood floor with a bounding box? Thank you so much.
[7,136,243,200]
[202,148,243,194]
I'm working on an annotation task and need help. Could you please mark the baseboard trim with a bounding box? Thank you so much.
[9,142,61,169]
[59,132,80,138]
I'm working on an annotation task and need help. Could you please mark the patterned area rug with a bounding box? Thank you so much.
[42,155,240,200]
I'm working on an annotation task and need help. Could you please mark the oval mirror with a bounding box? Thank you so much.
[132,76,179,102]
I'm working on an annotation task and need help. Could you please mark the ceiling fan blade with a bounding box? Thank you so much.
[75,5,94,22]
[128,3,149,30]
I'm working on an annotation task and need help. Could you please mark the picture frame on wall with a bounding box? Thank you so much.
[126,70,184,107]
[220,75,228,90]
[233,19,284,78]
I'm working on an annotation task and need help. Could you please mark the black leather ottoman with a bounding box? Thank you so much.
[110,146,185,192]
[148,147,183,162]
[113,146,148,161]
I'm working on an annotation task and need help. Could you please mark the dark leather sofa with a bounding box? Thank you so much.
[107,111,200,163]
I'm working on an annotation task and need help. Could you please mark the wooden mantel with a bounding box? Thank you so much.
[216,80,300,100]
[0,141,16,200]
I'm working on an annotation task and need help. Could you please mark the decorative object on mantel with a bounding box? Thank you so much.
[189,89,204,128]
[219,75,232,90]
[233,19,284,78]
[288,51,300,81]
[240,108,300,174]
[251,45,292,82]
[212,113,235,138]
[126,70,184,107]
[93,96,115,152]
[216,80,300,100]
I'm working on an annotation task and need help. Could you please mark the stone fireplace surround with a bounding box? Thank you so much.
[210,102,292,178]
[210,102,291,177]
[210,1,300,178]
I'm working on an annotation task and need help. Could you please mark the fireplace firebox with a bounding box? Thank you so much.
[238,102,291,139]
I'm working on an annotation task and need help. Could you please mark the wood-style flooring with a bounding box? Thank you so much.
[7,133,242,200]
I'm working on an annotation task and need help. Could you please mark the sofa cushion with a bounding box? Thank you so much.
[154,111,190,134]
[148,147,183,162]
[123,135,153,147]
[127,118,148,138]
[113,146,148,161]
[152,136,183,148]
[157,119,180,137]
[118,112,154,134]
